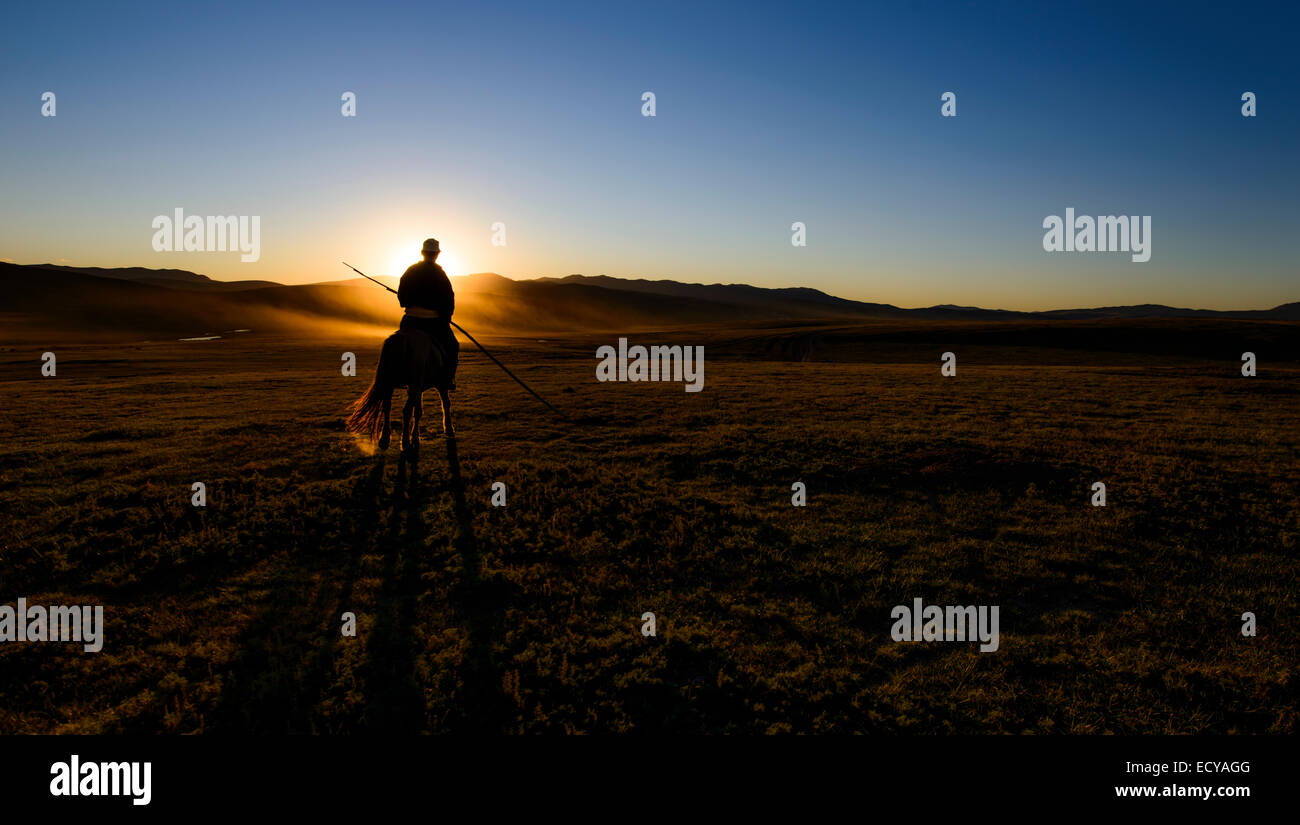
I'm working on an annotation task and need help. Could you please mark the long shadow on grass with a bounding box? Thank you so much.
[441,435,512,733]
[355,451,429,730]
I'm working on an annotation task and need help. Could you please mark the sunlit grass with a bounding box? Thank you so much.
[0,335,1295,733]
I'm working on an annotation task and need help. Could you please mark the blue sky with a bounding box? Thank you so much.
[1,0,1295,309]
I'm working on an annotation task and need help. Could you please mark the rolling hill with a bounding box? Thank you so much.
[2,262,1297,342]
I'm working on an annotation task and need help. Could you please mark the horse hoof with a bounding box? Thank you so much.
[378,434,390,450]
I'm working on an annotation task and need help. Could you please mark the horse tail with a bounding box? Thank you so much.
[346,335,401,440]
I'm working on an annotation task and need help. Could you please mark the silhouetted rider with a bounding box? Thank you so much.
[398,237,459,388]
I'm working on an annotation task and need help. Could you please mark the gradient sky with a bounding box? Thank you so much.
[1,0,1295,310]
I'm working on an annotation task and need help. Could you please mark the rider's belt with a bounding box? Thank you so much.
[404,307,440,319]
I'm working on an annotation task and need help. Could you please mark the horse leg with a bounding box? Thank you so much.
[402,391,414,453]
[378,395,392,450]
[438,387,454,437]
[410,387,423,456]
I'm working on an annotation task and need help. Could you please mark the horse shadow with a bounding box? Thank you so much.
[350,448,429,731]
[441,436,513,733]
[353,435,509,732]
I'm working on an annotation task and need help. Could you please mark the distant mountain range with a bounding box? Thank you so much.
[538,274,1300,321]
[2,262,1297,338]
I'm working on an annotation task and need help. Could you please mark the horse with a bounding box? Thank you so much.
[346,329,453,457]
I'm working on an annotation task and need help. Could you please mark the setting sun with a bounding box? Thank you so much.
[389,243,463,278]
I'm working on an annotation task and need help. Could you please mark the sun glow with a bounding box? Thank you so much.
[388,243,464,279]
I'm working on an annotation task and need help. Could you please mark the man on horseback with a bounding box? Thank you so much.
[346,238,562,452]
[397,238,459,389]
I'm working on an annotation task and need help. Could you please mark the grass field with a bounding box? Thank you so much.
[1,323,1296,733]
